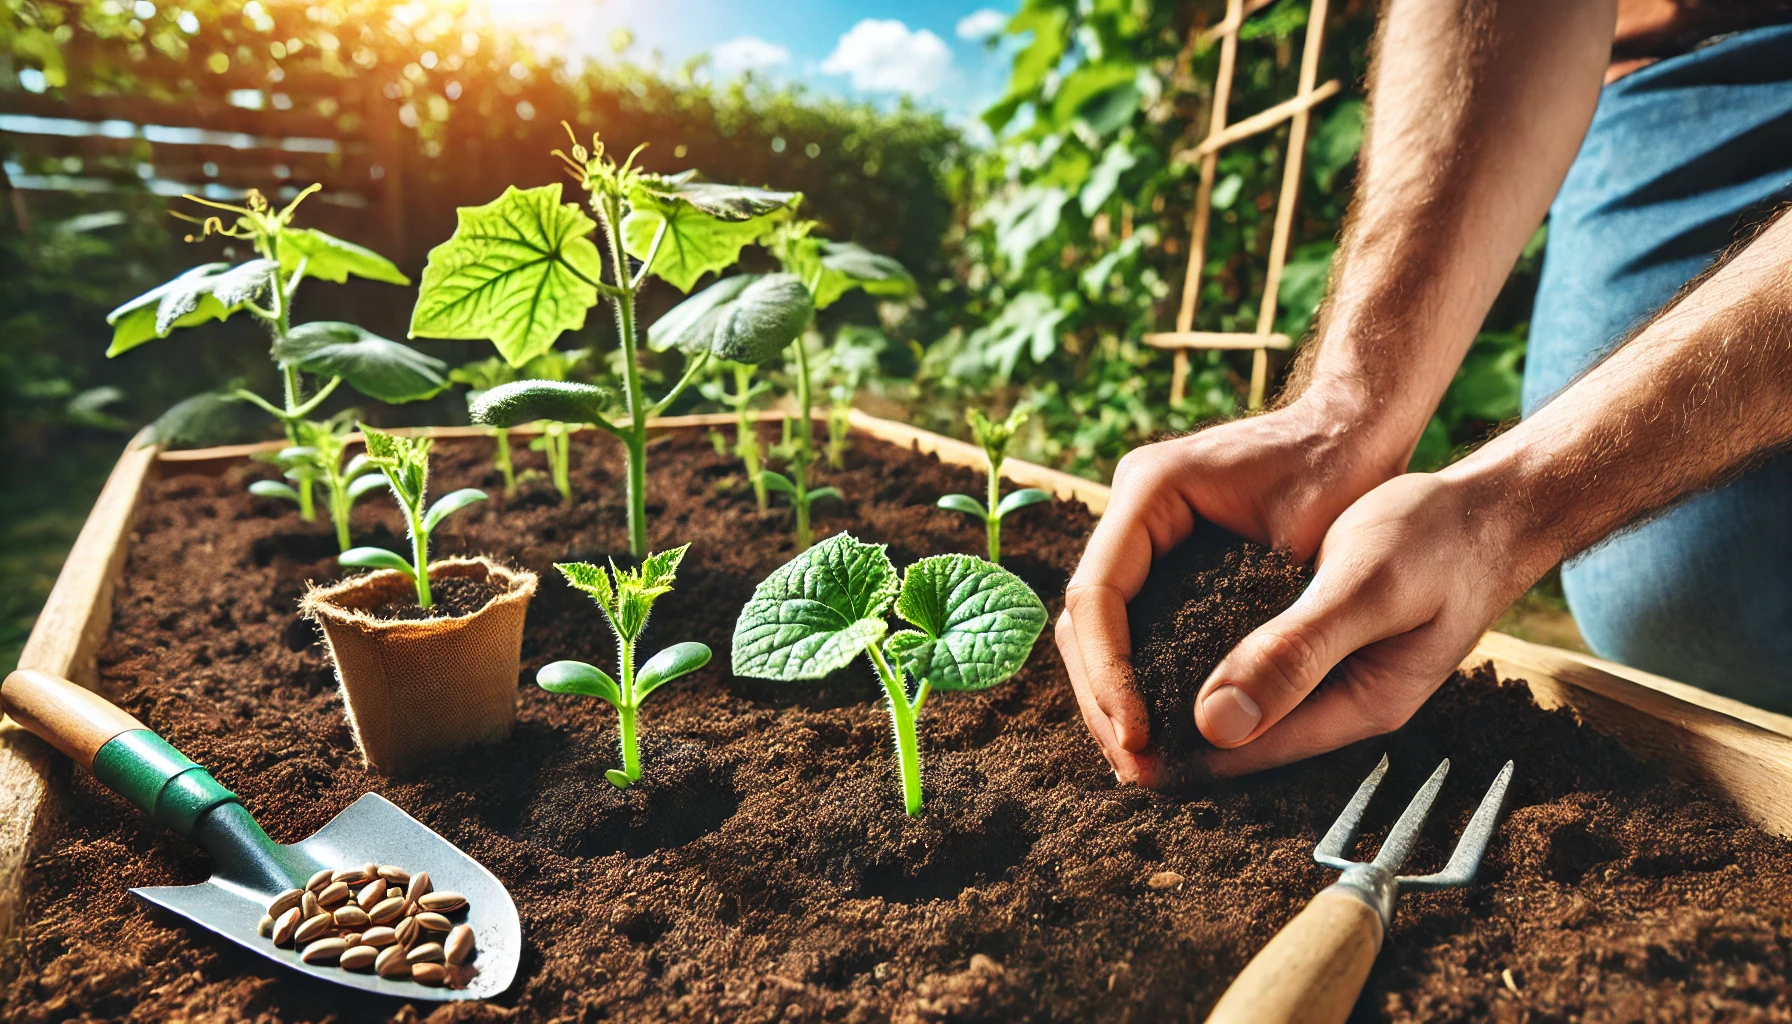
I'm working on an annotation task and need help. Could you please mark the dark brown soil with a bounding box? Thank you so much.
[9,428,1792,1023]
[1129,520,1312,757]
[365,574,508,621]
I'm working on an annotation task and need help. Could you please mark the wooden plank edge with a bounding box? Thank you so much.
[846,408,1112,515]
[0,430,160,948]
[156,412,776,474]
[1468,631,1792,839]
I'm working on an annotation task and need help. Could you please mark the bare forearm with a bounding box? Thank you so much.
[1446,212,1792,577]
[1293,0,1614,450]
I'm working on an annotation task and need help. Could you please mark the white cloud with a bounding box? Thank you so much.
[710,36,791,76]
[956,8,1009,41]
[821,19,952,94]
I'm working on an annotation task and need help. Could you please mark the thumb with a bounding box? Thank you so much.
[1193,569,1398,749]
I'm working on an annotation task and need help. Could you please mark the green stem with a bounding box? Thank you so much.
[987,454,1002,564]
[329,477,351,552]
[868,642,923,817]
[408,507,432,608]
[619,633,641,782]
[552,428,572,504]
[734,365,767,512]
[494,428,516,496]
[597,193,650,559]
[296,471,316,523]
[793,342,815,551]
[617,705,641,783]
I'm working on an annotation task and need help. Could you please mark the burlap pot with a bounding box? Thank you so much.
[301,556,537,775]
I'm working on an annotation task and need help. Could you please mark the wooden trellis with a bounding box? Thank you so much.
[1147,0,1338,408]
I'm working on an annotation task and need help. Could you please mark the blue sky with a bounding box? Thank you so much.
[501,0,1018,123]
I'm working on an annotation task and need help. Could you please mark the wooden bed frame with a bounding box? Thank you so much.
[6,411,1792,944]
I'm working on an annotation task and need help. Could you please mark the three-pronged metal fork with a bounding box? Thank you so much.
[1205,755,1516,1024]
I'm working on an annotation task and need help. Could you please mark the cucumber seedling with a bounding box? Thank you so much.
[105,186,447,472]
[756,219,915,550]
[937,407,1051,564]
[537,545,712,788]
[339,425,489,609]
[732,533,1046,816]
[412,130,812,556]
[251,417,389,551]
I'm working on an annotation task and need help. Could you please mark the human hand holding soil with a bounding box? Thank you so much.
[1056,387,1409,784]
[1195,208,1792,775]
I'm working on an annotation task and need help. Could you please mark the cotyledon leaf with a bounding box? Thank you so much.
[732,533,898,680]
[409,184,605,366]
[891,554,1047,692]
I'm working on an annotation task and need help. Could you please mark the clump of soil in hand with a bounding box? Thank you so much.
[1129,519,1311,757]
[362,574,506,622]
[10,430,1792,1023]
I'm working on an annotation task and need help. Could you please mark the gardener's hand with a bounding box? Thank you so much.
[1057,387,1413,785]
[1194,471,1544,775]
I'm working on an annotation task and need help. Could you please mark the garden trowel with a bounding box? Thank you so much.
[1,668,519,1001]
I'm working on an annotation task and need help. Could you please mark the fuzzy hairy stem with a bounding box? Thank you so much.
[493,428,516,496]
[594,191,651,558]
[868,642,923,817]
[986,452,1003,563]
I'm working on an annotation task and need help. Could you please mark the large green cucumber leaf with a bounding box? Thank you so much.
[646,273,811,364]
[280,227,410,286]
[106,260,276,356]
[622,179,798,292]
[409,184,605,366]
[274,321,448,403]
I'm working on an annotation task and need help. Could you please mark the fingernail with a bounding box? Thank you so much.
[1201,686,1261,745]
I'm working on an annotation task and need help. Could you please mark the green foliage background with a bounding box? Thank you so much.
[1,0,1545,668]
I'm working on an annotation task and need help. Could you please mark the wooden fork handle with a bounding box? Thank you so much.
[1204,887,1385,1024]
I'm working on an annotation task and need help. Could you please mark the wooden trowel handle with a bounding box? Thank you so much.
[1204,887,1385,1024]
[3,668,240,837]
[3,668,146,770]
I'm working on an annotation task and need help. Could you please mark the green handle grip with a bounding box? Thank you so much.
[91,730,241,836]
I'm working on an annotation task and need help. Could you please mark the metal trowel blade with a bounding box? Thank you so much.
[131,793,519,1001]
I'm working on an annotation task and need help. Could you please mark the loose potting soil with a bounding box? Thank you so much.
[1128,520,1312,758]
[9,429,1792,1023]
[364,575,511,622]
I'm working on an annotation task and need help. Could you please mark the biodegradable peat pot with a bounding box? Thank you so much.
[301,555,537,775]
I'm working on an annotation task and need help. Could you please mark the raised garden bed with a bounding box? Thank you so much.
[6,414,1792,1021]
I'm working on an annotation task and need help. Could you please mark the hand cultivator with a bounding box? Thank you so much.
[1206,755,1515,1024]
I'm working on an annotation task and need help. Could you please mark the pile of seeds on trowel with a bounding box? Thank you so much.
[255,864,476,987]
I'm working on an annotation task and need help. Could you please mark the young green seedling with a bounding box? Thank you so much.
[537,545,711,788]
[937,407,1052,564]
[105,187,446,457]
[757,220,915,549]
[250,417,389,551]
[411,129,811,556]
[339,425,489,609]
[732,533,1046,816]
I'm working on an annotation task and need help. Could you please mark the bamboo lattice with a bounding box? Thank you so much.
[1147,0,1337,408]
